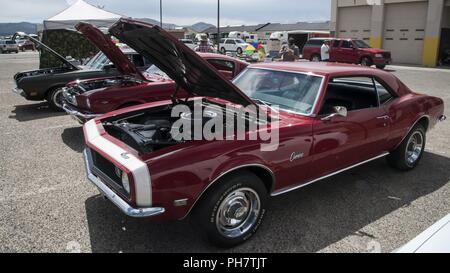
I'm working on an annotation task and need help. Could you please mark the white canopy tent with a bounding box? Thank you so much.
[43,0,122,30]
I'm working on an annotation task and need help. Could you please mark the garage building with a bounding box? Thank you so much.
[331,0,450,67]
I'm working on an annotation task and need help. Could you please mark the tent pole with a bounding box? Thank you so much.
[160,0,163,28]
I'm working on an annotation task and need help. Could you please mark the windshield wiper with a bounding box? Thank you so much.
[252,98,279,114]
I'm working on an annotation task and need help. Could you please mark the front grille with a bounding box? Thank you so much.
[89,149,129,197]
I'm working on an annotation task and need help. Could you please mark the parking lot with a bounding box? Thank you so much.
[0,51,449,253]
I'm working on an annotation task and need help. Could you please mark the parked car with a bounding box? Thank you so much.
[12,33,151,111]
[180,39,196,50]
[82,19,445,247]
[16,39,36,51]
[0,40,19,54]
[396,213,450,253]
[62,22,248,123]
[302,38,392,69]
[219,38,250,55]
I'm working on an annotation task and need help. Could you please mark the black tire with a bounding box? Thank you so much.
[193,171,268,248]
[310,54,321,62]
[361,56,373,67]
[46,87,65,112]
[236,47,243,55]
[220,47,226,54]
[387,124,426,171]
[376,64,386,70]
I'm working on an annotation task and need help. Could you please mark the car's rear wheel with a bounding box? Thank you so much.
[220,47,226,54]
[236,47,243,55]
[193,171,267,248]
[387,124,426,171]
[361,57,373,67]
[47,87,65,112]
[310,54,321,62]
[376,64,386,69]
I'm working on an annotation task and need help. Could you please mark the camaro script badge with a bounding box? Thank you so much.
[290,152,304,162]
[121,152,130,160]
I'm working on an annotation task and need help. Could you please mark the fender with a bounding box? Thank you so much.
[393,114,430,150]
[179,158,275,220]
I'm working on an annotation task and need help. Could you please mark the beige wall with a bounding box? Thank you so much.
[332,0,446,66]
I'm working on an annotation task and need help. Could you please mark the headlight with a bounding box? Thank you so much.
[375,54,383,58]
[115,167,131,194]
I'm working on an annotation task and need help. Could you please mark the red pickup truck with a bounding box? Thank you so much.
[302,38,392,69]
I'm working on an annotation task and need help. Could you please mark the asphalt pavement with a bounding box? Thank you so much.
[0,52,449,253]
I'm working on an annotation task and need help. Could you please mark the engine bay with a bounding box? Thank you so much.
[102,100,268,154]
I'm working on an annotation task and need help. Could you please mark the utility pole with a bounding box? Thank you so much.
[160,0,163,28]
[217,0,220,52]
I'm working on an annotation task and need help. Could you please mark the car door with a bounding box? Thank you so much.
[310,76,391,178]
[339,40,359,64]
[226,39,237,51]
[329,40,342,62]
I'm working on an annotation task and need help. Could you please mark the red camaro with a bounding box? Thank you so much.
[62,22,248,123]
[82,19,446,247]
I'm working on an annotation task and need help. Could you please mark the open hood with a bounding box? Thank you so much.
[109,18,256,107]
[75,22,146,81]
[13,32,79,70]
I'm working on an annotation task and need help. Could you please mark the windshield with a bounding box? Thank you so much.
[145,65,170,79]
[233,68,323,115]
[85,52,112,70]
[354,40,371,48]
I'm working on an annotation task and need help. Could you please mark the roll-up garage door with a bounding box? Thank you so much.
[337,6,372,42]
[383,2,428,64]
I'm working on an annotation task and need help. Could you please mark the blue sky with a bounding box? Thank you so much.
[1,0,331,25]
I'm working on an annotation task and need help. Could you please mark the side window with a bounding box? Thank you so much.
[207,59,235,79]
[320,77,379,114]
[341,41,353,49]
[226,40,236,45]
[332,40,340,48]
[374,79,395,105]
[220,39,225,43]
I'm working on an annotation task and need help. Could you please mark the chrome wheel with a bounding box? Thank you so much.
[312,55,321,62]
[405,131,424,166]
[52,88,65,109]
[215,187,260,238]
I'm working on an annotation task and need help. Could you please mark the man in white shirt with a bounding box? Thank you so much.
[321,40,330,62]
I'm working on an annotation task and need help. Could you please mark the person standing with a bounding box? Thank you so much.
[288,38,300,59]
[194,35,214,53]
[321,40,330,62]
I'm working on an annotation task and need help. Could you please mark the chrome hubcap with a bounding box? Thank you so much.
[406,131,424,165]
[216,188,260,238]
[53,88,64,108]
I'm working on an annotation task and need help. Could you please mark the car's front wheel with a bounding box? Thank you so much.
[194,171,267,248]
[361,57,373,67]
[387,123,426,171]
[220,47,226,54]
[310,54,321,62]
[47,87,65,111]
[236,47,243,55]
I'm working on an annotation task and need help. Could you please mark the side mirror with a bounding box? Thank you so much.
[321,106,348,121]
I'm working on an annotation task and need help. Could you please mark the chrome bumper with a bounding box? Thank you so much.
[63,103,101,124]
[12,87,25,97]
[83,149,165,218]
